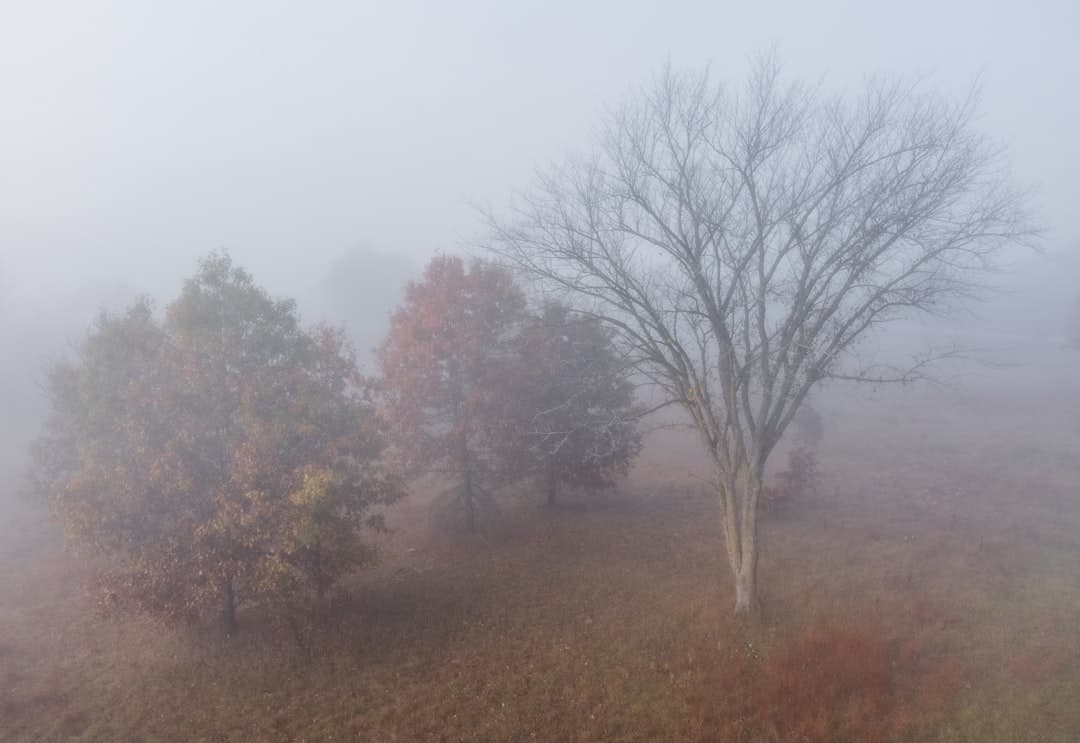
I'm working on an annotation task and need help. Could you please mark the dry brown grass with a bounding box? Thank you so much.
[3,350,1080,741]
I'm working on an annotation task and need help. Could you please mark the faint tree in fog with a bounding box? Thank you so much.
[489,57,1034,614]
[317,248,416,365]
[501,302,643,506]
[377,256,527,533]
[1068,295,1080,350]
[30,254,401,635]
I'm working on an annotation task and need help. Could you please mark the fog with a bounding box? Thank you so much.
[2,2,1079,739]
[3,0,1076,480]
[0,11,1072,384]
[3,2,1078,295]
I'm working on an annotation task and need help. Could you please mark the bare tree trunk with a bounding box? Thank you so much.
[221,574,237,636]
[733,539,759,615]
[718,469,762,616]
[545,464,558,507]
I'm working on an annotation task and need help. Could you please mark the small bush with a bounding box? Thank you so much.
[762,446,818,505]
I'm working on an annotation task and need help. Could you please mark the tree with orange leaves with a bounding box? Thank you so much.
[30,254,401,635]
[377,256,527,532]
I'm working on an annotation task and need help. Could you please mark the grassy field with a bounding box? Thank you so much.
[2,346,1080,742]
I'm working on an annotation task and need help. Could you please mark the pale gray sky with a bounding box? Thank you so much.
[1,0,1077,324]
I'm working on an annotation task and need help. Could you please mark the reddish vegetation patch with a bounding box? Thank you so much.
[687,621,900,741]
[686,614,981,742]
[763,621,894,740]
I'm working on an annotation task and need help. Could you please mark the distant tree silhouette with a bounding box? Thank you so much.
[501,302,642,506]
[1068,296,1080,350]
[316,248,416,365]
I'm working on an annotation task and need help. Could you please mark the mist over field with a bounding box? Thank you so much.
[2,2,1079,741]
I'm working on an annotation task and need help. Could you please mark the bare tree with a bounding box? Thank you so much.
[488,58,1034,615]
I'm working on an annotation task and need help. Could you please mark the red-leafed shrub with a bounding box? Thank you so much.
[687,621,901,742]
[762,621,893,740]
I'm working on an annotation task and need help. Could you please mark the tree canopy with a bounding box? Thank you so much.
[30,254,401,633]
[501,302,642,505]
[377,256,528,532]
[378,257,643,522]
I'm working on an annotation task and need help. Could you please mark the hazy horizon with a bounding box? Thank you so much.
[2,2,1077,316]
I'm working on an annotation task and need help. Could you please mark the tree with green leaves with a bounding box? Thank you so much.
[30,254,401,635]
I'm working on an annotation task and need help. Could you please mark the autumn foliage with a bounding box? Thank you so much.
[378,257,642,524]
[377,256,528,531]
[30,254,401,633]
